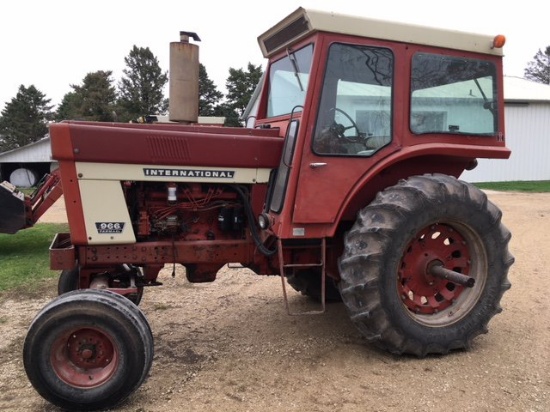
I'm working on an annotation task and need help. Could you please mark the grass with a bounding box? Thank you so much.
[18,187,35,196]
[474,180,550,193]
[0,223,68,292]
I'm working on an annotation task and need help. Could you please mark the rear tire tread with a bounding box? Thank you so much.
[338,174,514,356]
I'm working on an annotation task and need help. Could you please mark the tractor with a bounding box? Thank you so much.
[16,7,514,410]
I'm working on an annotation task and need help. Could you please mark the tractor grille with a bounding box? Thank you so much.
[146,136,191,162]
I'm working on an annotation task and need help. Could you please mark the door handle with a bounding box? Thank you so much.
[310,162,327,168]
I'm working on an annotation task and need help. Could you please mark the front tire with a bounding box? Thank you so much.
[57,267,79,295]
[23,289,154,410]
[338,174,514,356]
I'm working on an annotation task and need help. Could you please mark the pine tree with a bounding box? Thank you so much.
[524,46,550,85]
[214,102,241,127]
[199,63,223,116]
[55,91,83,122]
[56,71,117,122]
[224,63,263,126]
[118,46,168,122]
[0,85,53,151]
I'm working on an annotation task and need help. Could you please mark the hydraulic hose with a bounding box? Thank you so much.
[231,185,277,257]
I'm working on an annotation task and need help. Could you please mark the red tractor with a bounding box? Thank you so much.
[20,8,513,410]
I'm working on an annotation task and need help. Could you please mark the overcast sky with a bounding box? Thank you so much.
[1,0,546,110]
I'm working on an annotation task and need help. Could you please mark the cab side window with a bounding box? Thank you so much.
[313,44,393,156]
[410,53,498,135]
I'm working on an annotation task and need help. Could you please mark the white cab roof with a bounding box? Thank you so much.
[258,7,503,58]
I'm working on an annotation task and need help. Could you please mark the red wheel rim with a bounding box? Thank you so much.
[50,327,119,388]
[399,223,471,315]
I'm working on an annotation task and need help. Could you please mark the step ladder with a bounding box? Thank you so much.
[277,238,326,315]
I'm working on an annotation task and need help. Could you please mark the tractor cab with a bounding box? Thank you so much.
[249,8,509,239]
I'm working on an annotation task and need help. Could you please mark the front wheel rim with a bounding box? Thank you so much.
[50,327,119,388]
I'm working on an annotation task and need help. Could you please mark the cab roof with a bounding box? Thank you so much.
[258,7,504,58]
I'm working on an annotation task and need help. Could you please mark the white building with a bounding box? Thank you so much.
[462,76,550,182]
[0,136,54,187]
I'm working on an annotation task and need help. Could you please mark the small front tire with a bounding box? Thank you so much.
[57,267,79,295]
[23,289,153,410]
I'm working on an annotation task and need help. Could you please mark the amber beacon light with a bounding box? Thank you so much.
[492,34,506,49]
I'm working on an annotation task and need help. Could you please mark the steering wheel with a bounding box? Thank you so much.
[328,107,361,141]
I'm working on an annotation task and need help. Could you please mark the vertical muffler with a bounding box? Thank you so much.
[169,31,201,123]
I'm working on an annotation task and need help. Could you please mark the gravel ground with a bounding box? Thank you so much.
[0,191,549,411]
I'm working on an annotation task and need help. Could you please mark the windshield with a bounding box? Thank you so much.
[267,44,313,117]
[410,53,498,135]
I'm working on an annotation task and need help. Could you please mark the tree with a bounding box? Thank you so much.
[199,63,223,116]
[224,63,263,126]
[118,46,168,122]
[214,102,241,127]
[55,91,83,121]
[524,46,550,85]
[56,71,117,122]
[0,85,53,151]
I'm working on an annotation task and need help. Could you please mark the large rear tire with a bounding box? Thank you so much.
[338,174,514,356]
[23,289,153,410]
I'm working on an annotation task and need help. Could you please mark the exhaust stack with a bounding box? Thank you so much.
[169,31,200,123]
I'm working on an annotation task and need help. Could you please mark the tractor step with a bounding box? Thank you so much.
[278,238,326,315]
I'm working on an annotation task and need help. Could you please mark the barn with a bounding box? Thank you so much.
[462,76,550,183]
[0,137,55,187]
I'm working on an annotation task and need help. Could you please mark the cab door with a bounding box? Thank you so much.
[293,42,395,224]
